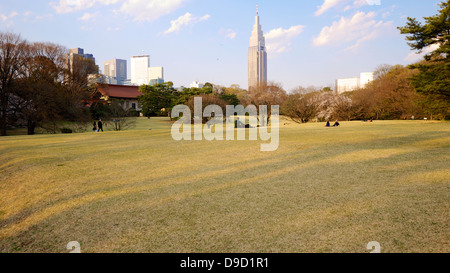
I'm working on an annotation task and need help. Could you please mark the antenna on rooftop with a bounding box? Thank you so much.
[256,3,259,15]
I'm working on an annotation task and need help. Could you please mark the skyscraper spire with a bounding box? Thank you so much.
[248,5,267,91]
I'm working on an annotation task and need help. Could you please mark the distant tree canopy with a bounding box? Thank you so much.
[185,94,229,124]
[246,82,287,121]
[138,83,177,117]
[137,82,243,121]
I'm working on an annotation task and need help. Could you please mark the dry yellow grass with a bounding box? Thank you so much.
[0,118,449,253]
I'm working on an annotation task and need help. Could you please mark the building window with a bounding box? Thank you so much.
[132,103,136,110]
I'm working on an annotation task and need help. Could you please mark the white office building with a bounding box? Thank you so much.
[149,67,164,85]
[190,81,204,88]
[131,55,150,86]
[360,72,374,88]
[335,72,374,93]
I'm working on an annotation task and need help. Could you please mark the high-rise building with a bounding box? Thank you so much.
[248,5,267,91]
[67,48,98,75]
[104,59,127,85]
[131,55,150,86]
[69,48,95,62]
[148,66,164,85]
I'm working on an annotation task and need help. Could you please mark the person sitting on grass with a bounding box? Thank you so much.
[235,117,245,128]
[325,121,331,127]
[333,120,340,127]
[234,117,254,129]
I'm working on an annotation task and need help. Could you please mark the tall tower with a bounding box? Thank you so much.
[248,4,268,91]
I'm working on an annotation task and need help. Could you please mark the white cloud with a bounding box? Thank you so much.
[315,0,381,16]
[404,44,439,63]
[226,32,236,39]
[352,0,369,8]
[50,0,190,22]
[266,25,305,54]
[23,11,53,22]
[221,29,237,40]
[50,0,119,14]
[120,0,188,22]
[164,12,210,34]
[313,11,393,49]
[77,12,98,21]
[315,0,348,16]
[1,11,18,22]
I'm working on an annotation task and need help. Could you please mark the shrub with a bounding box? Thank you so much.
[60,128,73,134]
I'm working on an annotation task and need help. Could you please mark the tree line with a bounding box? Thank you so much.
[138,57,448,126]
[0,32,97,135]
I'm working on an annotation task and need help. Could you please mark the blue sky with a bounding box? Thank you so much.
[0,0,443,91]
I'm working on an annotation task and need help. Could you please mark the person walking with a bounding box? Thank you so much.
[98,119,104,132]
[93,121,97,132]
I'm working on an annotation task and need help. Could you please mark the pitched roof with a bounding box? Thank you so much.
[97,84,142,99]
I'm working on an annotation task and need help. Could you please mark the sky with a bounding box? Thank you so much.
[0,0,444,91]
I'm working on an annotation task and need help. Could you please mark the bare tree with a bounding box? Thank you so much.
[332,94,355,121]
[283,92,320,124]
[186,94,228,124]
[108,100,136,131]
[0,32,27,136]
[374,64,393,80]
[247,82,287,122]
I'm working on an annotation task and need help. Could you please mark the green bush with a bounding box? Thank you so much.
[127,109,140,117]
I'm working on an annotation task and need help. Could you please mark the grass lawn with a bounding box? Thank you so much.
[0,117,449,253]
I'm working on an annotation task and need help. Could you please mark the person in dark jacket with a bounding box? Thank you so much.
[93,121,97,132]
[98,119,103,132]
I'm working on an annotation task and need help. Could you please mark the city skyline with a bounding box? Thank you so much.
[0,0,443,91]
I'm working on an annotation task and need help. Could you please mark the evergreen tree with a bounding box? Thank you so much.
[399,1,450,118]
